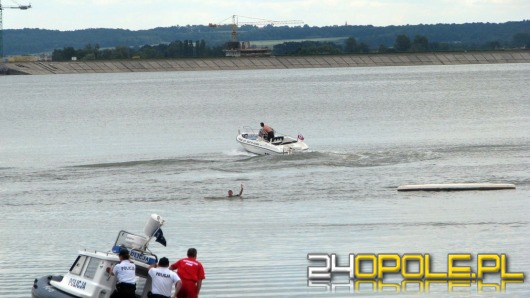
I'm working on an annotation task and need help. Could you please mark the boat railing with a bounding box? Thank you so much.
[241,126,259,135]
[241,126,290,138]
[112,230,159,265]
[114,230,150,251]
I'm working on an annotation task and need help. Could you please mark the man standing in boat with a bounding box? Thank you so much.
[148,257,182,298]
[107,248,136,298]
[260,122,274,141]
[170,248,205,298]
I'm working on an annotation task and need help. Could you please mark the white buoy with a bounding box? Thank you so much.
[144,214,165,236]
[397,183,516,191]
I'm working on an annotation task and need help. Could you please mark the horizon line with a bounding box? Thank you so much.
[4,19,528,32]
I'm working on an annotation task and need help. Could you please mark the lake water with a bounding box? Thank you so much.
[1,63,529,297]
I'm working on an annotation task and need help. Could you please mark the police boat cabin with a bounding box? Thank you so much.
[32,214,167,298]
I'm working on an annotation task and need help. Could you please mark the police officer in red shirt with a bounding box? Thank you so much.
[170,248,205,298]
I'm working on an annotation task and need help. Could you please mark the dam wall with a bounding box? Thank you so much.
[4,51,530,75]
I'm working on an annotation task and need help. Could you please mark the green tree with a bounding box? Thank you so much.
[82,53,96,60]
[138,45,161,59]
[274,41,342,55]
[52,47,77,61]
[98,48,114,59]
[358,42,370,53]
[198,40,206,56]
[411,35,429,52]
[512,33,530,48]
[378,44,390,53]
[394,34,411,52]
[486,41,502,50]
[167,41,181,58]
[113,46,131,59]
[51,49,63,61]
[183,40,193,57]
[344,37,357,53]
[83,44,100,59]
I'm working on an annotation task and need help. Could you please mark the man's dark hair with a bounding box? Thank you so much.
[260,122,264,127]
[158,257,170,267]
[187,248,197,258]
[119,248,130,259]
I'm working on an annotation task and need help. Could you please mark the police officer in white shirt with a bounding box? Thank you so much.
[106,248,137,298]
[148,257,181,298]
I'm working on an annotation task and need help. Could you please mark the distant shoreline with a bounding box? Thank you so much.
[4,50,530,75]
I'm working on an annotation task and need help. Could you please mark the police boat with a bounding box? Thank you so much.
[32,214,168,298]
[236,126,309,155]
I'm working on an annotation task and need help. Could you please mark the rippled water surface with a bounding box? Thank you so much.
[1,64,529,297]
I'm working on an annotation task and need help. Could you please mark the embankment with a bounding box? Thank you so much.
[4,51,530,75]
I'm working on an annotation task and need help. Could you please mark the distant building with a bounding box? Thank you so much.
[224,41,271,57]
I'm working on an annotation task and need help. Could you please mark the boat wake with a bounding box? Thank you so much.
[70,149,438,171]
[72,158,218,169]
[225,149,439,169]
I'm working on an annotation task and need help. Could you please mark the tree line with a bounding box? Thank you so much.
[5,21,529,56]
[52,40,226,61]
[275,33,529,55]
[51,31,529,61]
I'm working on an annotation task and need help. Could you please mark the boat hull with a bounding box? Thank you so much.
[30,214,166,298]
[32,275,78,298]
[236,134,308,155]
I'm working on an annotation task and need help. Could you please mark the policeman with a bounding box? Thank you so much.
[148,257,181,298]
[106,248,137,298]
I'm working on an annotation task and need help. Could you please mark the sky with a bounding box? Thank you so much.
[1,0,529,31]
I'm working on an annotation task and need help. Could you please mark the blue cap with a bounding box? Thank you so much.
[119,248,129,256]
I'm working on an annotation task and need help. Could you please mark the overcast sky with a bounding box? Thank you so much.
[2,0,529,31]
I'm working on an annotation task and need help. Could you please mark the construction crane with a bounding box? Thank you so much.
[0,0,31,59]
[209,15,303,43]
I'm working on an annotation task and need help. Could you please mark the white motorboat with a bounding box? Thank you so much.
[32,214,167,298]
[236,126,309,155]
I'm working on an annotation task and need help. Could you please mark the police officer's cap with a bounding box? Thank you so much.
[159,257,169,267]
[118,248,129,256]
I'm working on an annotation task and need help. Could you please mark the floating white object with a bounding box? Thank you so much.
[144,213,165,236]
[397,183,516,191]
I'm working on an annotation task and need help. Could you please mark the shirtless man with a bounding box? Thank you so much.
[260,122,274,141]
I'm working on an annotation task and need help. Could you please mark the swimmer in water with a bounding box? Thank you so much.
[228,184,244,197]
